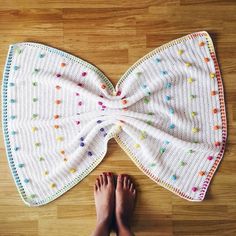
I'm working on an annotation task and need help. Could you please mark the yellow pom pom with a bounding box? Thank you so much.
[210,72,215,78]
[134,143,140,148]
[192,127,199,133]
[70,168,76,173]
[50,183,56,188]
[185,62,192,67]
[56,136,63,142]
[187,77,193,83]
[32,127,38,132]
[191,112,197,117]
[178,49,183,55]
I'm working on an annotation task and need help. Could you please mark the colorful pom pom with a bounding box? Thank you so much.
[32,114,38,119]
[215,141,221,147]
[143,97,150,104]
[32,127,38,132]
[213,125,220,130]
[190,94,196,99]
[88,151,93,156]
[171,175,177,180]
[101,83,106,89]
[50,183,56,188]
[199,171,205,176]
[161,71,168,75]
[192,127,199,133]
[180,161,186,166]
[207,156,213,160]
[14,65,20,70]
[212,108,218,114]
[70,168,76,173]
[121,99,127,105]
[80,142,85,147]
[160,147,166,154]
[199,41,205,46]
[18,163,24,168]
[165,82,172,88]
[211,90,217,96]
[185,62,192,67]
[210,72,215,79]
[187,77,193,83]
[56,136,63,142]
[82,72,87,77]
[24,178,30,183]
[169,107,174,114]
[55,100,61,105]
[192,187,198,192]
[11,131,17,135]
[165,95,171,101]
[178,49,183,55]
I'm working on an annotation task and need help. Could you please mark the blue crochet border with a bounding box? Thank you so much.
[1,45,30,205]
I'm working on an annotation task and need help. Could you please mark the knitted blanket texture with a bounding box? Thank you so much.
[2,31,227,206]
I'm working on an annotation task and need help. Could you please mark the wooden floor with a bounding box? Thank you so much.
[0,1,236,235]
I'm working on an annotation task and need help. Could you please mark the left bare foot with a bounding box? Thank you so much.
[92,172,115,235]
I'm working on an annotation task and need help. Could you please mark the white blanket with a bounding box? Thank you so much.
[2,31,227,206]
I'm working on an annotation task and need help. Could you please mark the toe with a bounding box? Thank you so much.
[123,176,128,188]
[102,172,108,185]
[96,178,100,190]
[99,174,103,185]
[107,172,114,185]
[127,178,131,188]
[130,183,134,192]
[117,174,123,190]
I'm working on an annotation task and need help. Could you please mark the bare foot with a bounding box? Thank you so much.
[92,172,115,236]
[115,174,136,236]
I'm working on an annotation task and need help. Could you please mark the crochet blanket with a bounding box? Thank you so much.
[1,31,227,206]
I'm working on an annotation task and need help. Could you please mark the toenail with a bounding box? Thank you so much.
[108,172,112,176]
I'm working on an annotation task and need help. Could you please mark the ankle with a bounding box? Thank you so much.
[116,219,133,235]
[116,223,133,236]
[92,222,110,236]
[96,217,111,228]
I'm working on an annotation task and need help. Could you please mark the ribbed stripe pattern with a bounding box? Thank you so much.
[1,31,227,206]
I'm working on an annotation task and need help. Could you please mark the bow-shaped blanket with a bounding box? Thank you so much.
[2,31,227,206]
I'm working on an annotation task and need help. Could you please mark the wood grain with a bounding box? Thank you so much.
[0,1,236,235]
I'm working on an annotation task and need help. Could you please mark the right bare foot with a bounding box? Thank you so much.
[115,174,136,235]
